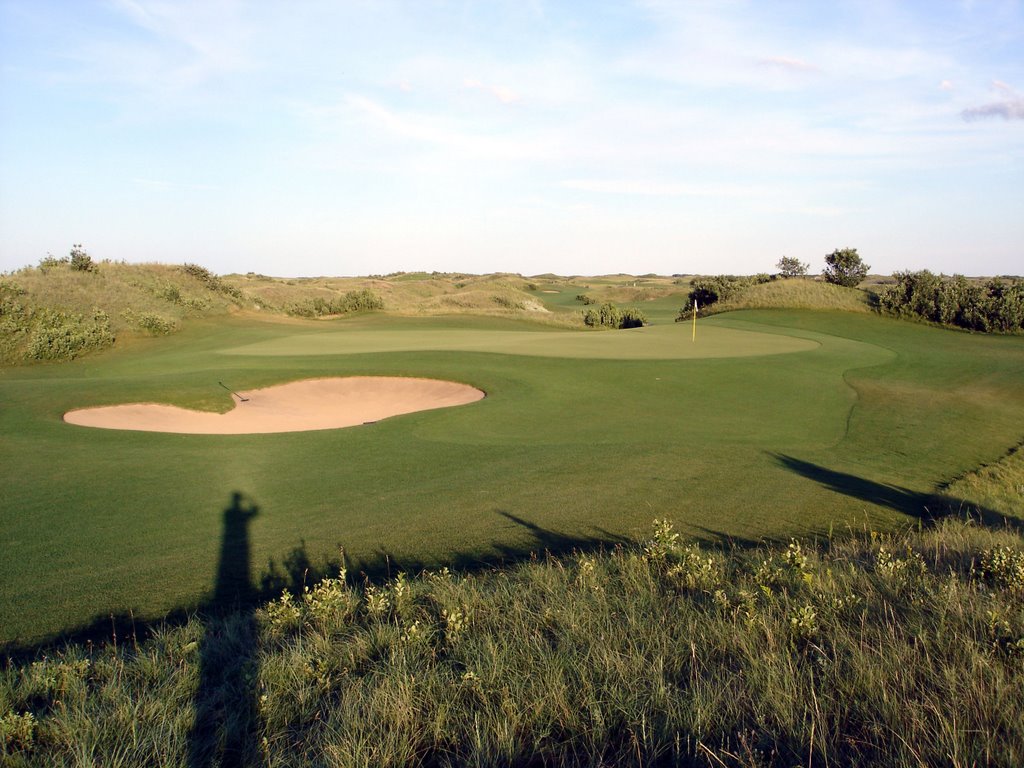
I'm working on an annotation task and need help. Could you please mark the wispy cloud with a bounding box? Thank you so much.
[759,56,818,73]
[962,82,1024,121]
[560,179,767,198]
[463,78,521,104]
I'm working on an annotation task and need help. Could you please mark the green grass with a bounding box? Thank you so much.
[715,278,874,313]
[3,516,1022,766]
[1,306,1023,649]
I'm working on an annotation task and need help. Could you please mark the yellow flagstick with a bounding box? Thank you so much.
[691,299,698,342]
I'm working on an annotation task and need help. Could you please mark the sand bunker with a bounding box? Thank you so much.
[63,377,485,435]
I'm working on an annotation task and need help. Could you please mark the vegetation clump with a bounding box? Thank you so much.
[285,289,384,318]
[878,270,1024,333]
[822,247,870,287]
[37,245,97,274]
[776,255,809,278]
[23,308,114,360]
[69,245,97,273]
[181,263,243,302]
[120,308,177,335]
[676,274,775,318]
[2,517,1023,766]
[581,301,647,328]
[492,294,525,310]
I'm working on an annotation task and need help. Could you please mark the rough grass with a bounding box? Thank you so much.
[2,513,1022,767]
[0,262,240,363]
[699,278,873,316]
[226,272,576,325]
[943,441,1024,518]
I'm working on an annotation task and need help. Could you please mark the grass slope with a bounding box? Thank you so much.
[2,515,1022,766]
[2,306,1023,648]
[0,261,243,364]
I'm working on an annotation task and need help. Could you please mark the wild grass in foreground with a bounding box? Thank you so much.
[3,516,1023,767]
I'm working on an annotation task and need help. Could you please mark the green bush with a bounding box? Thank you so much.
[581,302,646,329]
[683,275,752,312]
[879,271,1024,333]
[26,308,114,360]
[575,294,596,305]
[286,289,384,318]
[823,247,869,287]
[136,312,177,335]
[155,284,182,304]
[69,244,96,273]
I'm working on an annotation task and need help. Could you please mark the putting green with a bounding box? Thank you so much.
[221,324,819,359]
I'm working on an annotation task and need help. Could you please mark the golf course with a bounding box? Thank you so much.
[2,274,1022,650]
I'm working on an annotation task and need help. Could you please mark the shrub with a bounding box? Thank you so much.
[155,284,182,304]
[977,546,1024,593]
[137,312,177,335]
[678,275,752,317]
[581,302,646,329]
[0,711,36,753]
[575,294,596,305]
[286,289,384,318]
[26,308,114,360]
[69,244,96,272]
[823,247,870,287]
[878,271,1024,333]
[37,253,68,272]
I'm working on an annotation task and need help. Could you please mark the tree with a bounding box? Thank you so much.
[776,256,809,278]
[822,248,869,287]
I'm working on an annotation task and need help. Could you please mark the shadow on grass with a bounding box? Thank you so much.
[772,453,1023,533]
[2,503,631,662]
[263,509,635,589]
[187,491,260,768]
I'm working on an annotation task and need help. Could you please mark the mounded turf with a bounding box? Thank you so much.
[2,309,1023,648]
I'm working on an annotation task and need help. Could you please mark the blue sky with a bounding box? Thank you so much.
[1,1,1021,277]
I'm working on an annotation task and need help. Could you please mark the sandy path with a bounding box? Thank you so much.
[63,377,485,434]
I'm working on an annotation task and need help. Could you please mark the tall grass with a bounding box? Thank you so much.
[3,513,1022,766]
[0,261,242,363]
[681,279,873,319]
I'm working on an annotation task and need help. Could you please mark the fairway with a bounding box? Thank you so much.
[2,309,1023,648]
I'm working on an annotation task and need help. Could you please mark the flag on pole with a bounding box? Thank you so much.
[691,299,698,342]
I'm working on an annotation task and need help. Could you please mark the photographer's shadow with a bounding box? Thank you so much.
[188,491,260,768]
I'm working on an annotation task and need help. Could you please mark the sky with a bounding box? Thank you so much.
[1,1,1022,278]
